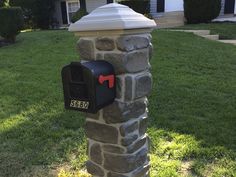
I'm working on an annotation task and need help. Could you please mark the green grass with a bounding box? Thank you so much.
[149,30,236,177]
[0,30,87,176]
[0,28,236,177]
[176,23,236,39]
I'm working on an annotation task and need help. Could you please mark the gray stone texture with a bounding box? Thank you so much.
[107,172,128,177]
[135,72,152,99]
[103,100,147,124]
[85,121,118,144]
[139,117,148,136]
[77,39,95,60]
[121,134,138,146]
[120,121,138,137]
[81,33,153,176]
[86,161,104,176]
[96,53,104,60]
[104,148,148,173]
[104,53,127,74]
[90,143,103,165]
[116,35,150,52]
[127,136,147,154]
[125,49,149,73]
[96,37,115,51]
[131,164,150,177]
[104,49,149,74]
[124,75,133,101]
[116,76,122,99]
[102,145,125,154]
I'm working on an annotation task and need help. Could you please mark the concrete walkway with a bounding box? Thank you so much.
[171,29,236,46]
[219,40,236,45]
[212,16,236,22]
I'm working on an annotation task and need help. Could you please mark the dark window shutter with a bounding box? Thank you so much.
[157,0,165,13]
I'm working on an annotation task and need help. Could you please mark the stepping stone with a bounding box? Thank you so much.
[202,34,219,40]
[218,40,236,46]
[171,30,210,36]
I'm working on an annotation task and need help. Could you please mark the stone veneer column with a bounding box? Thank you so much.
[69,3,156,177]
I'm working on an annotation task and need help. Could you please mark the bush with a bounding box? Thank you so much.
[0,7,24,43]
[33,0,56,29]
[184,0,221,24]
[10,0,56,29]
[119,0,150,15]
[71,8,88,23]
[0,0,9,7]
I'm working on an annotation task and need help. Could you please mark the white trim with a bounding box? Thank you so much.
[66,0,80,24]
[165,0,183,12]
[234,0,236,14]
[66,1,70,24]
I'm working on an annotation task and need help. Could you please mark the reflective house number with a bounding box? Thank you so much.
[70,100,89,109]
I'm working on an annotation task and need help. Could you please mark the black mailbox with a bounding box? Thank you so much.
[61,60,116,113]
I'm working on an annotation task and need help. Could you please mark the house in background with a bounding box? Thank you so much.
[53,0,114,26]
[150,0,236,28]
[53,0,236,28]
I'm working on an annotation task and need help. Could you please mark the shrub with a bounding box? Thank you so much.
[119,0,150,15]
[0,0,9,7]
[184,0,221,24]
[10,0,56,29]
[33,0,56,29]
[71,8,88,23]
[0,7,24,43]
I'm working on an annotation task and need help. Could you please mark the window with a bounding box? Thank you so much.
[67,1,80,23]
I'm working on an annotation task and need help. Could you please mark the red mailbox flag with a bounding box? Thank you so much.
[98,75,115,88]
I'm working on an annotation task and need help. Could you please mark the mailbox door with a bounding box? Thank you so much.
[62,61,116,114]
[62,63,95,113]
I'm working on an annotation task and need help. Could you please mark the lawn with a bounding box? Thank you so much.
[0,28,235,177]
[176,23,236,39]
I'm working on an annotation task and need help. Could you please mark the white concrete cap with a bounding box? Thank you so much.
[69,3,156,32]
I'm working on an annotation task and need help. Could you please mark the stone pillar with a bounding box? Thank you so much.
[69,3,156,177]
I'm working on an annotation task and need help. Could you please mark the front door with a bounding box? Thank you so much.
[157,0,165,13]
[224,0,235,14]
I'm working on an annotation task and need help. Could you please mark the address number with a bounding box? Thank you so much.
[70,100,89,109]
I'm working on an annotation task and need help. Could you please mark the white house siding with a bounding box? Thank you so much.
[86,0,107,13]
[151,0,234,16]
[150,0,183,17]
[234,0,236,14]
[165,0,183,12]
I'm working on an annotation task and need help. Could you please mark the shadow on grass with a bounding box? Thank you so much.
[148,30,236,151]
[0,102,87,177]
[147,30,236,176]
[0,30,87,177]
